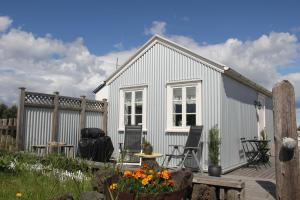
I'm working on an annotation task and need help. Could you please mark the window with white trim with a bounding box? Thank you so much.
[119,87,147,131]
[167,81,201,132]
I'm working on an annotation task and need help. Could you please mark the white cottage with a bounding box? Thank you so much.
[94,35,273,172]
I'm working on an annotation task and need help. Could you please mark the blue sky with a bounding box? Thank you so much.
[0,0,299,125]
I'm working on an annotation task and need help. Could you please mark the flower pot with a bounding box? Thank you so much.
[208,165,222,177]
[143,145,153,155]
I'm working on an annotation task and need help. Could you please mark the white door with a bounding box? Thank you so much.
[257,94,266,138]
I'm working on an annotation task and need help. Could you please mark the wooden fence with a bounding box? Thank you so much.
[0,118,17,151]
[16,88,108,151]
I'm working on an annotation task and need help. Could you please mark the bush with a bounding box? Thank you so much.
[208,126,220,166]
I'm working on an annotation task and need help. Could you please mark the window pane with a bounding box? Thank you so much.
[186,101,196,113]
[173,88,182,100]
[125,115,131,125]
[173,114,182,126]
[173,102,182,113]
[186,87,196,100]
[124,105,131,114]
[135,102,143,114]
[135,91,143,102]
[186,114,196,126]
[135,115,142,125]
[125,92,132,103]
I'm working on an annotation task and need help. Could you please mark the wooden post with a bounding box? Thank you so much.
[272,80,300,200]
[102,98,108,135]
[16,87,26,150]
[80,95,86,131]
[51,91,59,142]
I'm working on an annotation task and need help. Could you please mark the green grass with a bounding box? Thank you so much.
[0,171,91,200]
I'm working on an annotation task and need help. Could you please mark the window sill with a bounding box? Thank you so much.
[165,128,189,133]
[118,129,148,132]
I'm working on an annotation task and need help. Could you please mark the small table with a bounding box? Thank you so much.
[135,153,163,169]
[47,142,75,158]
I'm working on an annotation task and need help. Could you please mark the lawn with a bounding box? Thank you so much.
[0,151,92,200]
[0,171,91,200]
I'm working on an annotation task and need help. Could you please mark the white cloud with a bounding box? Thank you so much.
[0,16,12,32]
[144,21,166,36]
[0,18,136,105]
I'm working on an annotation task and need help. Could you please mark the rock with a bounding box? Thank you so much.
[79,191,104,200]
[91,168,116,193]
[171,168,193,190]
[53,193,74,200]
[191,184,217,200]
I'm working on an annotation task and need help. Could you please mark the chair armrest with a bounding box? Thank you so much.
[185,147,201,150]
[169,144,184,148]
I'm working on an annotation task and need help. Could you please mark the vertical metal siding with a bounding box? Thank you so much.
[108,43,222,170]
[58,110,80,151]
[220,75,273,171]
[24,108,53,150]
[85,112,103,128]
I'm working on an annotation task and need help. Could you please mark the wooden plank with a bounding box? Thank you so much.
[51,92,59,142]
[16,87,26,150]
[193,175,245,189]
[102,99,108,135]
[80,96,86,131]
[272,80,300,200]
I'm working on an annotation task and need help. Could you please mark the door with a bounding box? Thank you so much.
[257,94,266,139]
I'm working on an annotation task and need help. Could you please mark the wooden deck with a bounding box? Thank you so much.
[224,157,276,200]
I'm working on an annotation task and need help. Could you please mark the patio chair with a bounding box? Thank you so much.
[162,125,203,172]
[240,137,259,167]
[119,125,143,165]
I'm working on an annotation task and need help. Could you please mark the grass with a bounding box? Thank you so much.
[0,171,91,200]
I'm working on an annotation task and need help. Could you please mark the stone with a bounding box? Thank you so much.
[191,184,217,200]
[53,193,74,200]
[91,168,116,193]
[79,191,104,200]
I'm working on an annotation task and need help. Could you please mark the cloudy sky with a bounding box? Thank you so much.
[0,0,299,125]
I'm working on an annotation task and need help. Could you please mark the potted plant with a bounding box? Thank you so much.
[208,126,222,177]
[142,139,153,155]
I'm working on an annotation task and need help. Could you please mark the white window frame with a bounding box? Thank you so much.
[166,80,202,132]
[119,86,147,131]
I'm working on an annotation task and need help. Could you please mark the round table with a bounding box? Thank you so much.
[135,153,163,169]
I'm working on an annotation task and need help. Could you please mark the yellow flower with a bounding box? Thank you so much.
[16,192,22,198]
[148,169,154,174]
[109,183,118,190]
[142,178,149,186]
[147,175,153,180]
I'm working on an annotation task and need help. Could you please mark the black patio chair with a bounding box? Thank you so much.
[240,137,259,167]
[162,125,203,172]
[119,125,143,165]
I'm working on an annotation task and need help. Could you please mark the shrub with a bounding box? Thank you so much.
[208,126,220,166]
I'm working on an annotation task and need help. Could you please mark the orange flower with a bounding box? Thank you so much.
[143,163,149,169]
[157,171,162,178]
[134,170,145,179]
[124,170,133,177]
[162,170,170,180]
[168,179,174,186]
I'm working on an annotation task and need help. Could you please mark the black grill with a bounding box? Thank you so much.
[77,128,114,162]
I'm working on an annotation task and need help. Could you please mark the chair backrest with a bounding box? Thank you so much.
[124,125,142,152]
[185,125,203,148]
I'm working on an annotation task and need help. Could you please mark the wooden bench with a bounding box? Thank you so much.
[193,175,245,200]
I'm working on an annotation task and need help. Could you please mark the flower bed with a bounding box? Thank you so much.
[105,165,188,200]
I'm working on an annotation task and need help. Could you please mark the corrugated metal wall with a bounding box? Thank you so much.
[58,110,81,152]
[220,75,273,171]
[24,109,103,151]
[86,112,103,128]
[24,107,53,150]
[108,42,222,170]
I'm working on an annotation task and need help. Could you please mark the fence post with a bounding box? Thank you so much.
[102,98,108,135]
[80,96,86,131]
[272,80,300,200]
[51,91,59,142]
[16,87,26,150]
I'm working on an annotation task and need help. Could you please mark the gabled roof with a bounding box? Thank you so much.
[95,35,272,97]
